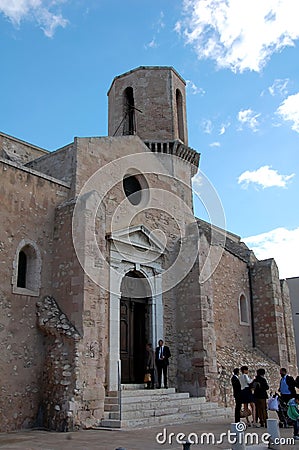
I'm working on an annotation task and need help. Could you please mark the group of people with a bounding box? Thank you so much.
[231,366,269,427]
[144,340,171,389]
[231,366,299,439]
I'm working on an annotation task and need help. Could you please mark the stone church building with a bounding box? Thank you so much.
[0,66,297,432]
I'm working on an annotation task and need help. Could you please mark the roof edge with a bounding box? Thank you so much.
[107,66,186,96]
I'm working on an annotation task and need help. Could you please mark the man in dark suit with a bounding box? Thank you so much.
[231,367,242,423]
[155,339,171,389]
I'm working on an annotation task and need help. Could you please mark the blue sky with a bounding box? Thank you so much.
[0,0,298,278]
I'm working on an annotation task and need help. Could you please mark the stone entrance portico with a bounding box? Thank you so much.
[107,225,165,391]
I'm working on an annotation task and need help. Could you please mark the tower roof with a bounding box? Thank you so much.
[107,66,186,96]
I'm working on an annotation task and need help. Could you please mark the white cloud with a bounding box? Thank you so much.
[202,119,213,134]
[277,92,299,133]
[145,38,157,49]
[219,122,230,135]
[145,11,166,49]
[238,165,295,189]
[238,109,261,132]
[243,227,299,278]
[268,78,290,97]
[157,11,165,30]
[209,141,220,148]
[176,0,299,73]
[186,80,205,95]
[192,172,204,191]
[219,125,226,135]
[0,0,68,37]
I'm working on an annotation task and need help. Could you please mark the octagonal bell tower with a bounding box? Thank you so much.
[107,66,188,145]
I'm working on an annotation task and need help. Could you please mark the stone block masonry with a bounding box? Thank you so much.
[37,296,81,431]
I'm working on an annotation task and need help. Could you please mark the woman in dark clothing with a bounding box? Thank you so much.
[144,343,155,389]
[252,368,269,427]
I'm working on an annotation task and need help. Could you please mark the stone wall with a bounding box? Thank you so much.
[174,219,298,406]
[287,277,299,370]
[281,279,298,369]
[36,294,108,431]
[26,144,75,186]
[51,200,84,333]
[212,250,252,348]
[175,231,218,400]
[251,259,290,367]
[0,288,43,431]
[51,193,109,428]
[0,132,48,164]
[0,159,69,432]
[37,296,81,431]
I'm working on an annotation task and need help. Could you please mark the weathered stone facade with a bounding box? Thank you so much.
[0,66,297,432]
[287,277,299,369]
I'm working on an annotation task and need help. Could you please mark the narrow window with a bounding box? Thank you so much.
[17,250,27,288]
[176,89,184,142]
[123,87,136,135]
[239,294,249,324]
[12,241,41,296]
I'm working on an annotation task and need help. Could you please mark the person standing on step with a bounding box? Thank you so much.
[231,368,242,423]
[240,365,256,426]
[144,343,155,389]
[155,339,171,389]
[252,368,269,427]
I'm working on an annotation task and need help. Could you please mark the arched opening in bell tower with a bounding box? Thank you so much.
[176,88,185,142]
[123,87,136,135]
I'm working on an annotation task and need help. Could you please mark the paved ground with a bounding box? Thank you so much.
[0,416,297,450]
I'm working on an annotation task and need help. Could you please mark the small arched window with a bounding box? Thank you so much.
[176,89,184,142]
[12,240,41,296]
[239,294,249,325]
[17,251,27,288]
[123,87,136,135]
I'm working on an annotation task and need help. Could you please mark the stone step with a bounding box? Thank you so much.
[101,388,232,429]
[121,392,189,403]
[104,403,120,412]
[100,419,121,428]
[103,405,230,423]
[103,397,228,416]
[120,397,210,411]
[106,390,118,397]
[120,408,231,428]
[121,384,144,390]
[120,401,225,418]
[120,387,176,397]
[104,397,119,405]
[104,411,120,420]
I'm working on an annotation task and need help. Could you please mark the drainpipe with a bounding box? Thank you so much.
[247,263,255,348]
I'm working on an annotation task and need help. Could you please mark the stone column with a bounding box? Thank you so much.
[154,270,164,344]
[109,290,121,391]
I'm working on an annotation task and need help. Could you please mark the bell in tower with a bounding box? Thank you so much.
[107,66,188,146]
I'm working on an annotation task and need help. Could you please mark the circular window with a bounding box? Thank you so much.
[123,175,142,205]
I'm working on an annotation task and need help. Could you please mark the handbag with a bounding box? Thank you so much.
[240,408,252,418]
[144,372,151,383]
[268,396,279,411]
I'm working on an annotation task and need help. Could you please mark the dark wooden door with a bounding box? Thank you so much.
[120,297,147,383]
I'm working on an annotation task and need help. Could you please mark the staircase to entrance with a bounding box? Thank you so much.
[100,384,232,428]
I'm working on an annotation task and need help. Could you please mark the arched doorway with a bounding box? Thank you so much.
[120,271,151,383]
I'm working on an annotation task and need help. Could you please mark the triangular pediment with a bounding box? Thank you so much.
[107,225,166,254]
